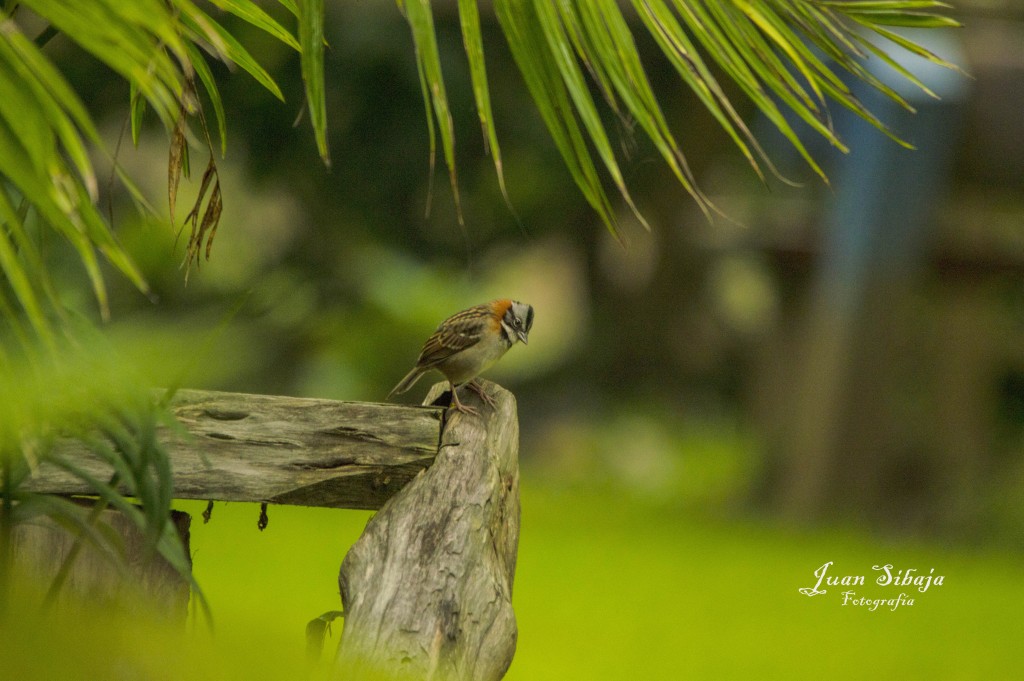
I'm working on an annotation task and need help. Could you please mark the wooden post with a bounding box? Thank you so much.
[336,381,520,680]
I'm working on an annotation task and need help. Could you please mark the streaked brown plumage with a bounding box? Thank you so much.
[390,299,533,415]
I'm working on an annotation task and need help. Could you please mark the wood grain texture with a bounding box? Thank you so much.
[336,380,520,680]
[22,389,444,510]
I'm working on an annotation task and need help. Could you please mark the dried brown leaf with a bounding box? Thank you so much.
[199,179,222,261]
[174,81,225,283]
[168,109,187,222]
[181,156,222,279]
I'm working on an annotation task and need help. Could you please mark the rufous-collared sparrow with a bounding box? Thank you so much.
[389,299,534,415]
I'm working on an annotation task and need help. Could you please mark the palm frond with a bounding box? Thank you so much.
[404,0,961,236]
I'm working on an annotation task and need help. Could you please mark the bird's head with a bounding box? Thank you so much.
[500,300,534,345]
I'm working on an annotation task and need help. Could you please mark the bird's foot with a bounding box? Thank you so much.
[448,385,480,416]
[465,380,498,409]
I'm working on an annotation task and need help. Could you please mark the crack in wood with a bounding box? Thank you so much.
[287,456,359,470]
[318,425,386,444]
[200,408,250,421]
[203,431,301,448]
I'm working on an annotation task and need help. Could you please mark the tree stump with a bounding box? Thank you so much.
[336,381,520,680]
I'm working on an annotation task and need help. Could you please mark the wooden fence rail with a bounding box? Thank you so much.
[22,389,446,510]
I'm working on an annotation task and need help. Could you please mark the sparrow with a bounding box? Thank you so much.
[389,299,534,415]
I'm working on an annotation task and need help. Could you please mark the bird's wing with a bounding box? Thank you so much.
[414,303,490,369]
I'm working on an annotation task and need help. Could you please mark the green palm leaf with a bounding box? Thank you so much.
[298,0,330,164]
[401,0,462,221]
[458,0,509,202]
[405,0,960,232]
[494,0,618,233]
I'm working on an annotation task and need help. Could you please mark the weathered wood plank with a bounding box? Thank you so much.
[336,380,520,680]
[22,389,445,510]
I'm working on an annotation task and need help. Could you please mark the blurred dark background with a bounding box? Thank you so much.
[49,1,1024,546]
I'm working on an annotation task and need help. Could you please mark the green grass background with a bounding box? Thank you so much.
[167,481,1019,679]
[2,474,1019,679]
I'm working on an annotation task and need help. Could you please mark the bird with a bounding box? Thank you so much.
[389,299,534,415]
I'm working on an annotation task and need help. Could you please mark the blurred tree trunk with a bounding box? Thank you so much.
[755,31,978,530]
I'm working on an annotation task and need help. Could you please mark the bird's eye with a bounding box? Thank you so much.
[513,317,521,328]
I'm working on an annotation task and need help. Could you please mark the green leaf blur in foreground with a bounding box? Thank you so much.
[403,0,960,237]
[0,329,202,613]
[0,0,324,614]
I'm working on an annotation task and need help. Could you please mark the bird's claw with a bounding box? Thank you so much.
[448,386,480,416]
[465,380,498,409]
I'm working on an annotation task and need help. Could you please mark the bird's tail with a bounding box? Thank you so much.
[388,367,425,399]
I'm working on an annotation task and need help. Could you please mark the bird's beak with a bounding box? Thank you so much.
[517,330,529,345]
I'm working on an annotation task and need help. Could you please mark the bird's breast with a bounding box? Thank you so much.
[437,334,510,385]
